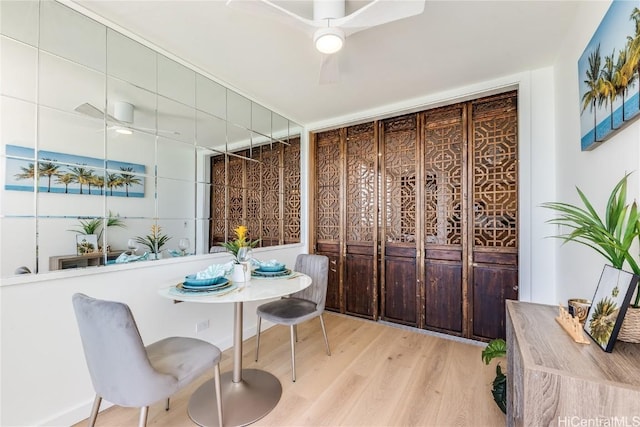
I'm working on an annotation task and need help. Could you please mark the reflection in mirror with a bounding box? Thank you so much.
[107,29,156,92]
[0,0,302,278]
[227,90,251,130]
[196,75,226,119]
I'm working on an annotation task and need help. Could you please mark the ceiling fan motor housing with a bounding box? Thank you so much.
[114,101,134,123]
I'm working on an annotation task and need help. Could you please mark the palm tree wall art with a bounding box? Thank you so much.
[578,1,640,151]
[4,145,145,197]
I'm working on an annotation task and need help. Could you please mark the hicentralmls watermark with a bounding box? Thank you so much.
[557,416,640,427]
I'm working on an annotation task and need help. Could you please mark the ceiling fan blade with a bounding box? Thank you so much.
[336,0,425,35]
[319,54,339,85]
[75,102,117,121]
[226,0,319,35]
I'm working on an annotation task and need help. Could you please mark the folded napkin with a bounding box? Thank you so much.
[194,261,234,279]
[115,252,149,263]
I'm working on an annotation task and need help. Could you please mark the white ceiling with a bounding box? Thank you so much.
[73,0,581,126]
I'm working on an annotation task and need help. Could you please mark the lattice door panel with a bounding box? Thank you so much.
[383,115,417,244]
[283,138,301,244]
[471,94,518,249]
[470,91,518,340]
[315,130,341,242]
[381,115,418,326]
[346,123,376,243]
[260,144,281,246]
[423,105,464,246]
[421,104,465,334]
[209,156,226,244]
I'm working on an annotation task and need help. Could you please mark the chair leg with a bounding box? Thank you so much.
[88,394,101,427]
[138,406,149,427]
[294,324,298,342]
[290,325,296,382]
[255,316,262,362]
[319,314,331,356]
[214,363,223,427]
[165,397,170,411]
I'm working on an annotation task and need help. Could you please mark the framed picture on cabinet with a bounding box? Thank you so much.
[76,234,98,255]
[583,265,639,352]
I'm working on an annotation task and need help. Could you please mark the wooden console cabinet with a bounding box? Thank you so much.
[49,251,124,270]
[506,301,640,426]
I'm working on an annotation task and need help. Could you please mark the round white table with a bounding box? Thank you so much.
[158,273,312,427]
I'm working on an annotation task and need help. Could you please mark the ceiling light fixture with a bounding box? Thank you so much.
[115,127,133,135]
[314,27,344,54]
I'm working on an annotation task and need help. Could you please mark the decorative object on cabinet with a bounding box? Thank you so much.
[567,298,591,324]
[583,265,639,352]
[578,0,640,151]
[555,305,590,344]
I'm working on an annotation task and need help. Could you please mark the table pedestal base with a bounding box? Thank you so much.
[188,369,282,427]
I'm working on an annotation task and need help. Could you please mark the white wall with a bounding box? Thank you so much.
[0,245,303,426]
[553,1,640,305]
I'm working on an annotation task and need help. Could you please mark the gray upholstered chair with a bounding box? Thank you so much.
[255,254,331,382]
[72,293,223,427]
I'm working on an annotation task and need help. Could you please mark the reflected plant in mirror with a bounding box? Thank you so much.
[134,225,171,257]
[68,211,126,251]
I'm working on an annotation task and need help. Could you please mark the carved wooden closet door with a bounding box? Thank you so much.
[311,91,518,340]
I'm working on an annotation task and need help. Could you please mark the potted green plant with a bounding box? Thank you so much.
[134,225,171,259]
[481,338,507,414]
[541,173,640,342]
[69,211,126,251]
[220,225,260,282]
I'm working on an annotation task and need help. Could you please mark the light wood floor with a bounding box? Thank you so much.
[73,313,505,426]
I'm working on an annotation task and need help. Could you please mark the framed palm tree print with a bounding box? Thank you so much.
[4,144,145,197]
[583,265,638,352]
[578,0,640,151]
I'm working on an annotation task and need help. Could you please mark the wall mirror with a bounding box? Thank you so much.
[0,0,301,278]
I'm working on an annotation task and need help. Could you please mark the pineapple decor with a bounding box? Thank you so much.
[588,296,620,346]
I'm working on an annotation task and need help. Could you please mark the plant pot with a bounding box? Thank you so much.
[231,262,250,283]
[617,306,640,343]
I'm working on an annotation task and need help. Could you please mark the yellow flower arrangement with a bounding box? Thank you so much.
[220,225,259,262]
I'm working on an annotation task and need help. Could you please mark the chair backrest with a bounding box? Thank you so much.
[291,254,329,312]
[72,293,176,407]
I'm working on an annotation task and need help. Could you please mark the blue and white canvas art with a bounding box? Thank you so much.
[578,0,640,151]
[4,145,145,197]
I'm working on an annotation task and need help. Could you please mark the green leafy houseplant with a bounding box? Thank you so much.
[481,338,507,414]
[69,211,126,249]
[135,225,171,254]
[541,173,640,307]
[219,225,259,263]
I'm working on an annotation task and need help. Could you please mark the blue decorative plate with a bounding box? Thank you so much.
[183,274,228,287]
[171,282,237,296]
[252,268,292,277]
[256,264,286,272]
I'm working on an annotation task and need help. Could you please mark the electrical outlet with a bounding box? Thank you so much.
[196,319,209,333]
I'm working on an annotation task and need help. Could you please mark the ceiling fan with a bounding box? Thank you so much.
[74,101,180,136]
[226,0,426,84]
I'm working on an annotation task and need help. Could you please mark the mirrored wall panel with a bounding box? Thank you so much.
[0,0,301,277]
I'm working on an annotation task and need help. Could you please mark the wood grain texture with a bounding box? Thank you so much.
[73,313,505,427]
[507,301,640,427]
